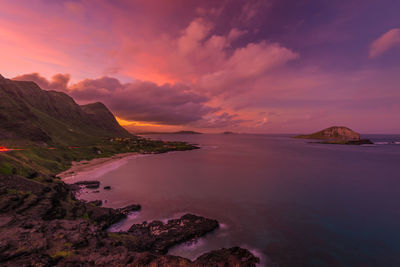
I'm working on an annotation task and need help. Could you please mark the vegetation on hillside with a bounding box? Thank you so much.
[0,137,197,179]
[0,76,197,180]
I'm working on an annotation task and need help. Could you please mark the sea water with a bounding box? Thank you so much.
[74,134,400,266]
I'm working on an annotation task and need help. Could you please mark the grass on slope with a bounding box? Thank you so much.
[0,137,197,181]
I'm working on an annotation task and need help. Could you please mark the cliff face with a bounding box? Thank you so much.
[0,76,131,145]
[80,102,127,136]
[295,126,361,141]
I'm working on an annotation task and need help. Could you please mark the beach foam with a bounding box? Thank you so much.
[108,212,140,232]
[241,245,268,267]
[61,153,146,183]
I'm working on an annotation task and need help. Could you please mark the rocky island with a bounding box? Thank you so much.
[295,126,374,145]
[0,75,259,266]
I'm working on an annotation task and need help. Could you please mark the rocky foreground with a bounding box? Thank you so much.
[0,174,259,266]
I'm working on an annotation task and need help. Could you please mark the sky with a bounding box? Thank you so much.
[1,0,400,133]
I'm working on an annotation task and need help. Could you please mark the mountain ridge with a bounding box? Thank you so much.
[0,75,131,146]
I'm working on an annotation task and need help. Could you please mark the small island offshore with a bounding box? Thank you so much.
[295,126,374,145]
[0,75,259,266]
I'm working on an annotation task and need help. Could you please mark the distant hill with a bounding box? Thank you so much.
[173,131,202,134]
[295,126,361,141]
[0,75,131,146]
[139,131,202,135]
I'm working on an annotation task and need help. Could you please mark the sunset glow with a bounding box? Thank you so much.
[1,2,400,265]
[0,146,9,152]
[1,0,400,134]
[116,117,163,128]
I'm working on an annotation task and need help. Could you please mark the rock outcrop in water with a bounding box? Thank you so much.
[118,204,142,215]
[0,174,259,266]
[74,180,101,189]
[295,126,373,145]
[127,214,219,254]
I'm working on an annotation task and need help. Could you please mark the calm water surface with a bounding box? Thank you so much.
[72,134,400,266]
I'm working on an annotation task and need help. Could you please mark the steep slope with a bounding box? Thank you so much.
[0,75,131,146]
[80,102,128,137]
[0,74,196,177]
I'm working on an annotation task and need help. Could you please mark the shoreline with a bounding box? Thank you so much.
[54,150,263,266]
[1,173,260,266]
[57,152,140,182]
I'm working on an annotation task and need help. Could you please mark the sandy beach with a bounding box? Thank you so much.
[57,152,141,183]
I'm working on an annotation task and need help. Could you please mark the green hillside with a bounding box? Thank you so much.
[0,75,131,147]
[0,75,196,179]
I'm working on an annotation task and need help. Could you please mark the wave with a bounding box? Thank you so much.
[107,212,140,232]
[374,142,389,145]
[62,153,148,183]
[374,141,400,145]
[180,238,206,250]
[241,244,268,267]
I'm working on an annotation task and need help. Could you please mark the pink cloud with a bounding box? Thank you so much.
[0,0,119,81]
[111,15,299,101]
[12,74,221,126]
[4,1,399,133]
[370,28,400,58]
[68,77,217,125]
[237,0,270,24]
[13,73,70,92]
[64,1,85,17]
[178,18,213,54]
[198,41,299,96]
[0,1,298,97]
[227,28,248,42]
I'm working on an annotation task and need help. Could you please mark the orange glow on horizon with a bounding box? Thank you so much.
[116,116,164,127]
[0,146,10,152]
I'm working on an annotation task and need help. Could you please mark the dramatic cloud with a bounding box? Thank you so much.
[178,18,213,55]
[111,14,299,95]
[370,28,400,58]
[198,41,299,96]
[13,73,70,92]
[195,112,246,128]
[12,73,226,126]
[3,0,400,133]
[69,77,216,125]
[0,1,302,131]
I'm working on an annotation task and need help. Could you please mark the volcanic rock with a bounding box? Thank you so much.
[295,126,373,145]
[126,214,219,254]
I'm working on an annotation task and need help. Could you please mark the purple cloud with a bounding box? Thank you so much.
[370,28,400,58]
[13,73,70,92]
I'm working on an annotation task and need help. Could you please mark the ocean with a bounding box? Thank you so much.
[68,134,400,266]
